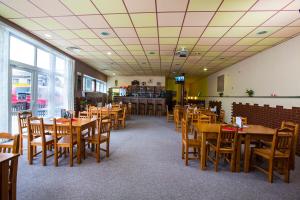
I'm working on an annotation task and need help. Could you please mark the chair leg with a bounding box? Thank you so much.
[185,145,189,166]
[181,143,184,159]
[215,152,219,172]
[70,146,73,167]
[230,152,236,172]
[28,145,33,165]
[20,134,23,155]
[42,145,46,166]
[268,159,274,183]
[54,144,58,167]
[284,158,290,183]
[96,144,100,163]
[106,140,110,158]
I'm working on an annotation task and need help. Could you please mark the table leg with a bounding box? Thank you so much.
[236,135,242,172]
[200,132,207,170]
[114,113,118,129]
[0,160,9,200]
[76,127,82,164]
[244,134,251,173]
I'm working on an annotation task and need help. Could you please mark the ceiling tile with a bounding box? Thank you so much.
[121,37,141,44]
[271,27,300,37]
[79,45,97,52]
[263,11,300,26]
[78,15,110,29]
[159,38,178,45]
[136,28,158,37]
[158,12,185,26]
[92,0,127,14]
[210,45,230,51]
[55,16,87,29]
[219,0,257,11]
[224,27,256,37]
[69,39,89,46]
[1,0,47,17]
[284,1,300,10]
[103,38,123,45]
[236,38,262,45]
[216,37,240,45]
[251,0,293,10]
[236,11,276,26]
[256,37,286,45]
[10,18,45,31]
[123,0,156,12]
[202,27,231,37]
[85,39,106,45]
[247,27,282,37]
[188,0,222,11]
[289,18,300,26]
[0,3,23,18]
[72,29,98,39]
[184,12,215,26]
[197,38,219,45]
[194,45,212,51]
[53,30,79,39]
[221,51,239,56]
[140,37,158,44]
[130,13,157,27]
[126,44,143,51]
[160,44,176,51]
[157,0,188,12]
[31,17,65,30]
[114,28,137,37]
[143,45,159,51]
[246,45,270,52]
[227,45,250,51]
[159,27,181,37]
[30,0,73,16]
[180,27,205,37]
[104,14,133,27]
[110,45,127,51]
[178,38,198,45]
[209,12,245,26]
[60,0,99,15]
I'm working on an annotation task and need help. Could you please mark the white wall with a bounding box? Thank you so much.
[207,35,300,123]
[107,76,165,88]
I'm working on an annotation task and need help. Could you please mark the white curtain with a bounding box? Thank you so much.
[66,58,75,111]
[0,25,9,132]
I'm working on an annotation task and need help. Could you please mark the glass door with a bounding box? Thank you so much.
[11,68,33,133]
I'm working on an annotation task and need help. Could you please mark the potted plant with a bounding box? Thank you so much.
[246,89,254,97]
[219,92,223,97]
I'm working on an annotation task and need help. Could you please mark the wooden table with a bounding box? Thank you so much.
[99,108,122,129]
[237,125,276,173]
[0,153,19,200]
[43,118,96,164]
[195,123,275,171]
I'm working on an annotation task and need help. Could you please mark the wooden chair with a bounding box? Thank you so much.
[219,110,225,123]
[251,128,294,183]
[78,111,89,118]
[198,114,211,124]
[174,108,182,132]
[181,118,201,166]
[52,118,77,167]
[166,106,174,122]
[232,116,247,125]
[85,118,111,162]
[0,133,19,153]
[118,107,127,128]
[27,117,54,166]
[17,111,32,154]
[207,124,238,172]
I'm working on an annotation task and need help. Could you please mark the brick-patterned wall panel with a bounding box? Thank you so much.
[232,102,300,155]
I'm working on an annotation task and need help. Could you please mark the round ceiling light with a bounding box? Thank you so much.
[149,51,155,55]
[203,68,208,71]
[66,46,82,53]
[257,30,268,35]
[100,32,110,36]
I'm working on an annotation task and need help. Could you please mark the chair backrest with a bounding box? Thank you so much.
[52,118,73,142]
[181,118,188,140]
[97,118,111,142]
[281,121,299,149]
[90,107,100,119]
[79,111,89,119]
[18,111,32,133]
[198,114,211,124]
[0,133,19,153]
[198,123,221,137]
[219,124,238,149]
[232,116,247,125]
[27,117,46,142]
[271,128,294,158]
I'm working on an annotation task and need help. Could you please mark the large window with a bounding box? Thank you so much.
[84,75,106,93]
[9,36,35,65]
[37,48,51,70]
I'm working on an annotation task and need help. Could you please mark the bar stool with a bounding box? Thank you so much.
[139,98,147,115]
[155,99,163,116]
[147,99,155,116]
[130,98,138,115]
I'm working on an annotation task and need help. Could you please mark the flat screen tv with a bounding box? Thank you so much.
[175,75,184,84]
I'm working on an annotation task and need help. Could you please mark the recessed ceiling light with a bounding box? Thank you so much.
[100,32,110,36]
[141,62,147,65]
[149,51,155,55]
[219,57,225,60]
[203,68,208,71]
[112,73,116,76]
[257,30,268,35]
[44,33,51,38]
[107,52,112,55]
[66,46,81,53]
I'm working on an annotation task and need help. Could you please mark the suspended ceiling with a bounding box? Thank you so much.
[0,0,300,77]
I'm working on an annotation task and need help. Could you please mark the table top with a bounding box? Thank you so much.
[0,153,19,163]
[40,118,96,127]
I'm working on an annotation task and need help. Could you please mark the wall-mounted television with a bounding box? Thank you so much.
[175,75,184,84]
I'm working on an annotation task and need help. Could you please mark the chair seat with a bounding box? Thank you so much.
[253,148,290,159]
[58,135,77,145]
[183,139,201,147]
[86,134,108,143]
[209,143,234,152]
[31,135,54,145]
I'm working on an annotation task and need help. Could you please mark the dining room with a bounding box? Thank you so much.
[1,1,300,200]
